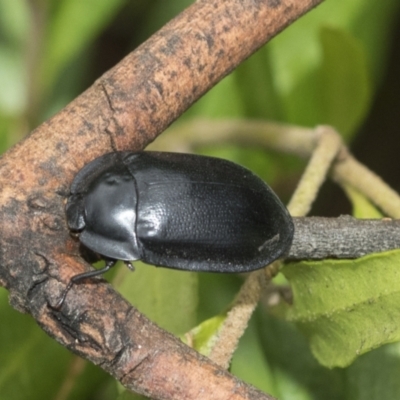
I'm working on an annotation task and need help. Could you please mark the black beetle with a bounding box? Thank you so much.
[56,151,294,307]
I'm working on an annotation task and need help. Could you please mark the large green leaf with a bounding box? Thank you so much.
[234,47,283,120]
[116,262,198,335]
[135,0,193,42]
[186,313,226,356]
[346,342,400,400]
[0,289,70,399]
[0,0,30,115]
[343,185,383,219]
[264,0,399,137]
[257,310,344,400]
[0,289,109,400]
[318,26,371,137]
[40,0,126,92]
[117,391,147,400]
[179,0,400,141]
[0,0,29,44]
[282,250,400,368]
[184,73,245,119]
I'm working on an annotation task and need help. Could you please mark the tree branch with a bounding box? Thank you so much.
[290,216,400,259]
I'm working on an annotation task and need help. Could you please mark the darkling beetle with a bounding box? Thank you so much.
[56,151,294,308]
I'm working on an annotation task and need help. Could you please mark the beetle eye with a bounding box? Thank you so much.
[106,177,118,184]
[105,174,123,185]
[66,194,86,231]
[104,173,132,185]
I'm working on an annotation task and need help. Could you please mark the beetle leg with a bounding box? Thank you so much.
[53,259,117,309]
[124,261,135,271]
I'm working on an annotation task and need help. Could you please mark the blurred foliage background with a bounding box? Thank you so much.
[1,0,400,399]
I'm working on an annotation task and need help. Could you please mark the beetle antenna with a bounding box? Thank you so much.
[53,259,117,309]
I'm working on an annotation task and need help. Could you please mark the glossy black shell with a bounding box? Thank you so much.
[66,151,294,273]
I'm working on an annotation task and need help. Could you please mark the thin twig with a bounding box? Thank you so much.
[209,270,267,369]
[286,126,342,216]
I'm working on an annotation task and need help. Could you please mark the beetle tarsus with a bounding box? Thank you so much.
[53,281,73,310]
[125,261,135,271]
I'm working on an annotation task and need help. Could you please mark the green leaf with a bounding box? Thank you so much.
[0,116,12,153]
[0,0,30,45]
[350,1,400,83]
[184,73,245,119]
[0,288,109,400]
[318,26,371,138]
[136,0,193,41]
[343,185,383,219]
[0,289,71,399]
[257,309,344,400]
[40,0,125,92]
[346,342,400,400]
[263,0,399,138]
[198,145,305,195]
[0,46,27,114]
[0,0,30,115]
[282,250,400,368]
[233,47,283,119]
[116,263,198,335]
[116,387,148,400]
[185,313,226,356]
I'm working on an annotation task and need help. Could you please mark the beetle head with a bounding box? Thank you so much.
[66,153,141,262]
